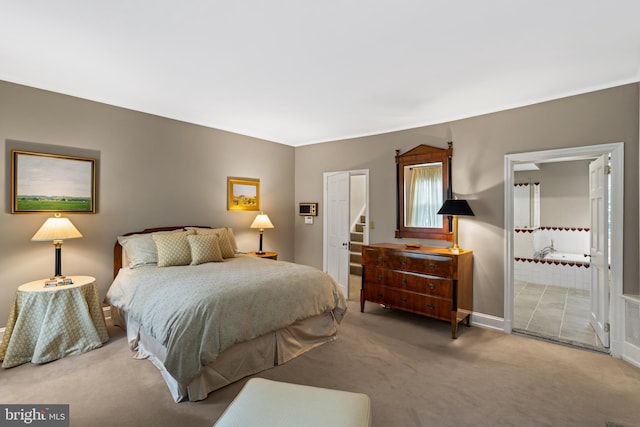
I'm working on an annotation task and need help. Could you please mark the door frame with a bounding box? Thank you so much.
[323,169,370,295]
[504,142,624,357]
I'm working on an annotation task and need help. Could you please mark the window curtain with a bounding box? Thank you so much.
[407,164,443,227]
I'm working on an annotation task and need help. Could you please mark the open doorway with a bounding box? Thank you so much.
[504,143,624,358]
[511,160,606,351]
[323,169,369,301]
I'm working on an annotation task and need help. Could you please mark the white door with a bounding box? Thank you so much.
[589,154,610,347]
[326,172,351,296]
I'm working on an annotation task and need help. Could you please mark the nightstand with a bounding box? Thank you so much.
[0,275,109,368]
[246,251,278,260]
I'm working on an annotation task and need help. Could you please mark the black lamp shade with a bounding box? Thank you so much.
[437,199,474,216]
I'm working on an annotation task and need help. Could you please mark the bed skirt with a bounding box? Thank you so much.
[110,306,338,402]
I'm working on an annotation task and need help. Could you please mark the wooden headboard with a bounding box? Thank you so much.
[113,226,211,278]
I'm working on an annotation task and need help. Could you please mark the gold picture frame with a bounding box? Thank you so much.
[227,177,260,211]
[11,150,97,214]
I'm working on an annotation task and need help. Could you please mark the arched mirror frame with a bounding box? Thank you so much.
[395,142,453,241]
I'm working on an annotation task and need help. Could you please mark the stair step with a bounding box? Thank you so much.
[350,232,363,242]
[355,223,364,233]
[350,263,362,276]
[350,241,363,252]
[350,253,362,263]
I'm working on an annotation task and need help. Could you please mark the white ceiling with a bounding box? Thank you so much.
[2,1,640,147]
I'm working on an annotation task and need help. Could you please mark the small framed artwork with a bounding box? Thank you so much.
[227,177,260,211]
[11,150,97,213]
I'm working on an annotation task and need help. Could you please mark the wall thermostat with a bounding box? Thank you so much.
[298,202,318,216]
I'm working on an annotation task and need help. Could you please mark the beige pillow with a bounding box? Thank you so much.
[117,229,182,268]
[225,228,239,253]
[152,230,195,267]
[195,228,235,258]
[188,234,224,265]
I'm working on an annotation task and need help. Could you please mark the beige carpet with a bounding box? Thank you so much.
[1,299,640,427]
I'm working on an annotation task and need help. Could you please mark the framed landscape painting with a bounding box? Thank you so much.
[11,150,97,213]
[227,177,260,211]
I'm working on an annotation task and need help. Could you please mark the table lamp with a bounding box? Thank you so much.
[32,213,83,277]
[250,212,274,254]
[437,199,474,254]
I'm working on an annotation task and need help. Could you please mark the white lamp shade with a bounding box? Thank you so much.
[250,213,274,230]
[32,217,83,241]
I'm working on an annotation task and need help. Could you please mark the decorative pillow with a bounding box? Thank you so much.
[188,234,224,265]
[195,228,236,259]
[117,233,158,268]
[152,230,195,267]
[225,228,239,253]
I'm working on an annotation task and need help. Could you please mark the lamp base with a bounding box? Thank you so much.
[255,251,265,255]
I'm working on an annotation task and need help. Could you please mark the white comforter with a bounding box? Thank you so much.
[105,256,347,386]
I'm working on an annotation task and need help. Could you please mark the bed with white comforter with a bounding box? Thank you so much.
[105,226,347,402]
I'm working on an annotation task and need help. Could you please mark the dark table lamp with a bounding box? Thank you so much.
[437,199,474,254]
[32,213,83,278]
[250,212,274,254]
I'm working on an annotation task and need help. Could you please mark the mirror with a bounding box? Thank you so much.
[395,143,453,240]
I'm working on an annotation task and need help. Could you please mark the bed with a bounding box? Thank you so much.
[105,226,347,402]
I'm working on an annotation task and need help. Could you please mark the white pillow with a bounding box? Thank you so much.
[188,234,224,265]
[152,230,195,267]
[117,233,158,268]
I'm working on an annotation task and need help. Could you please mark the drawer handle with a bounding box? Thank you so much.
[428,263,436,270]
[427,304,435,310]
[401,297,407,303]
[428,283,435,290]
[402,278,407,284]
[401,259,407,265]
[377,256,383,262]
[377,292,383,298]
[377,274,383,281]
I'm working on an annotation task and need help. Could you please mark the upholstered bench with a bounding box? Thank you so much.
[214,378,372,427]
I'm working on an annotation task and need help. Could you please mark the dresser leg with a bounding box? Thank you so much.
[360,290,365,312]
[451,321,459,339]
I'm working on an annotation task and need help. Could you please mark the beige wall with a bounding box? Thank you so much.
[0,81,295,324]
[2,80,637,325]
[294,84,639,317]
[515,160,591,228]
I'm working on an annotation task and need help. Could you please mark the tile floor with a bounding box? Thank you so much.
[513,280,606,352]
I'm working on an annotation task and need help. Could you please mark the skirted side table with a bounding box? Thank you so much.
[0,275,109,368]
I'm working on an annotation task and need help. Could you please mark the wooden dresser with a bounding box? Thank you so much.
[361,243,473,338]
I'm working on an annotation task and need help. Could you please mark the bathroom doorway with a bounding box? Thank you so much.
[504,143,624,357]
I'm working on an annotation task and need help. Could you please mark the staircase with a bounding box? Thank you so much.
[350,215,366,276]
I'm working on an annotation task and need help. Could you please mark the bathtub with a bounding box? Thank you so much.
[544,252,590,263]
[514,252,591,290]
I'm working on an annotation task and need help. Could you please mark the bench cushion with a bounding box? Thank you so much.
[214,378,371,427]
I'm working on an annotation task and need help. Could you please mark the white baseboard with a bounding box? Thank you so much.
[622,341,640,369]
[0,327,4,342]
[471,312,505,333]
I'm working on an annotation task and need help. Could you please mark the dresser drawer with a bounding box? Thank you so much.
[364,267,452,299]
[364,284,452,320]
[362,246,386,267]
[386,251,453,277]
